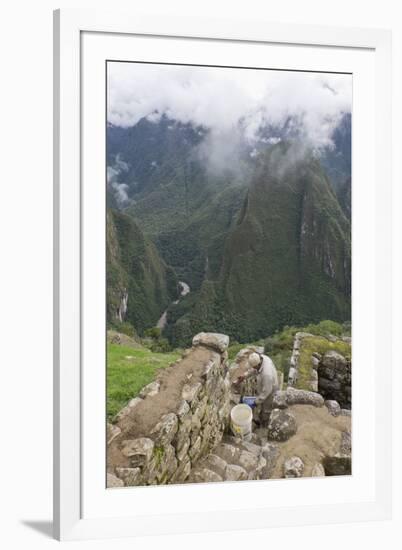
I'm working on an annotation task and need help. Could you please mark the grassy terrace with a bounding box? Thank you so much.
[297,336,351,390]
[107,343,180,420]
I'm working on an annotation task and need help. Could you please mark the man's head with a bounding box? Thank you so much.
[249,352,262,370]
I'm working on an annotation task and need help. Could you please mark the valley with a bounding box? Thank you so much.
[106,115,351,347]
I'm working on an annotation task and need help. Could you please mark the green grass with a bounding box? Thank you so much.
[107,343,180,420]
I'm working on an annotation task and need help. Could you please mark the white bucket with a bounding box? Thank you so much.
[230,404,253,438]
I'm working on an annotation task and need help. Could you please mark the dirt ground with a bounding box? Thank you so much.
[270,404,351,478]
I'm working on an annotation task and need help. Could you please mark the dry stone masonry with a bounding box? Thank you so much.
[107,332,352,487]
[107,333,232,487]
[318,351,352,409]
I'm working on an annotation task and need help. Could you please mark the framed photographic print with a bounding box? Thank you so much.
[54,9,392,541]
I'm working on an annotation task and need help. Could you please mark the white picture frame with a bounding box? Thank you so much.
[53,8,392,541]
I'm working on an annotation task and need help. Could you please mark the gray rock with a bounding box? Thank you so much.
[322,350,348,369]
[287,367,298,385]
[323,455,351,476]
[139,380,160,398]
[311,463,326,477]
[318,352,351,409]
[323,431,352,476]
[285,387,324,407]
[283,456,304,478]
[191,468,223,483]
[107,473,124,488]
[188,436,202,461]
[310,369,318,381]
[181,382,202,403]
[176,438,190,462]
[164,445,178,481]
[255,455,267,478]
[192,332,230,353]
[340,408,352,416]
[325,400,341,416]
[113,397,143,423]
[261,443,280,478]
[241,441,262,456]
[225,464,248,481]
[202,359,216,379]
[272,391,288,409]
[151,413,179,446]
[217,443,240,463]
[107,422,121,445]
[205,454,227,477]
[170,458,191,484]
[267,409,297,442]
[176,399,190,419]
[115,467,142,486]
[311,356,320,369]
[121,438,154,467]
[238,450,259,472]
[340,431,351,453]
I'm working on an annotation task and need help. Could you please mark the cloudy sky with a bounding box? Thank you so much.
[107,62,352,152]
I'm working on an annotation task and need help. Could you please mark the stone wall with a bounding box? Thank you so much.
[318,350,352,409]
[107,332,232,487]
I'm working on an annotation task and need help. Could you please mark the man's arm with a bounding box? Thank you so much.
[234,368,256,385]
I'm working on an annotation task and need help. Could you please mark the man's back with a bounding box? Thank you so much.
[257,355,279,402]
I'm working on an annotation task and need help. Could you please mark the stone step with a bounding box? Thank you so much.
[188,434,279,483]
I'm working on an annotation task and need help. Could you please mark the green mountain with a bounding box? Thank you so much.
[106,209,178,334]
[166,143,351,345]
[107,117,351,346]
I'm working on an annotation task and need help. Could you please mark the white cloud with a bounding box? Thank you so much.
[108,62,352,151]
[107,154,130,207]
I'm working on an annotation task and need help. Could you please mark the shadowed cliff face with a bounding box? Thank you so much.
[215,143,351,339]
[106,209,178,333]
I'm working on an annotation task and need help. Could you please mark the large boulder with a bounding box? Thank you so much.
[285,387,324,407]
[192,332,229,353]
[267,409,297,442]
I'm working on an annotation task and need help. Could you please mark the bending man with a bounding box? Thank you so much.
[247,352,279,426]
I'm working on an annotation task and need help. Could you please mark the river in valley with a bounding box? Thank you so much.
[156,281,190,330]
